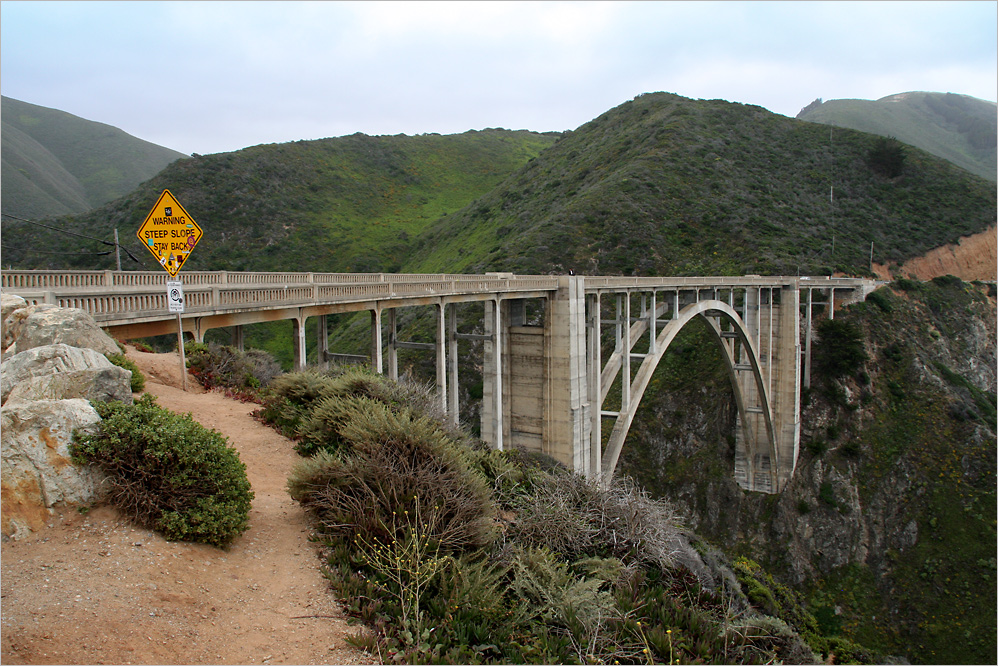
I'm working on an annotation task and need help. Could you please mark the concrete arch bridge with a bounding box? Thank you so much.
[2,270,877,493]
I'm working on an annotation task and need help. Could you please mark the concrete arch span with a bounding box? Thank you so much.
[600,299,781,493]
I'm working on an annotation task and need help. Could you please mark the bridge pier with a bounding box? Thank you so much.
[480,277,592,473]
[293,315,307,371]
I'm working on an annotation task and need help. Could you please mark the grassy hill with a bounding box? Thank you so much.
[404,93,995,278]
[0,128,558,272]
[407,93,995,275]
[5,93,992,277]
[797,92,997,182]
[1,96,187,220]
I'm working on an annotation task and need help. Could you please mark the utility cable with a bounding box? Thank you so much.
[1,212,119,246]
[2,213,149,266]
[1,243,114,256]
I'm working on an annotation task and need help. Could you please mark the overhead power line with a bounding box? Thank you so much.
[1,213,148,266]
[1,243,114,256]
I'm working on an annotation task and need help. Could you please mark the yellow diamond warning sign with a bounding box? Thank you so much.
[137,189,203,276]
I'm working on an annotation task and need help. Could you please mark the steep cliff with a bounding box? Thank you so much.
[616,277,996,664]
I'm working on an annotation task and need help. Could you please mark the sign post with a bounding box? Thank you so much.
[166,280,187,391]
[138,190,203,391]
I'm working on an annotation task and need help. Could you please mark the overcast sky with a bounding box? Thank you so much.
[2,1,995,156]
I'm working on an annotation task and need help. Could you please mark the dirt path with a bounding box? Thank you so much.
[1,348,375,665]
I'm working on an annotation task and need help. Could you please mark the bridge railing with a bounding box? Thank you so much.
[581,276,875,290]
[0,270,557,290]
[2,270,876,324]
[1,270,565,322]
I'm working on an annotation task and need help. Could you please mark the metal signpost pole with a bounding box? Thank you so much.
[167,280,187,392]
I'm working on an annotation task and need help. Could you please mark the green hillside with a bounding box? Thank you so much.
[1,96,187,219]
[405,92,995,278]
[797,92,997,182]
[1,129,558,272]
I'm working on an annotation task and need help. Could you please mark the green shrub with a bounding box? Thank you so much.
[839,439,861,458]
[71,395,254,548]
[185,341,281,394]
[287,399,495,552]
[818,482,837,508]
[867,136,906,178]
[257,369,341,437]
[814,318,868,379]
[893,277,922,292]
[105,353,145,393]
[865,289,892,313]
[805,437,828,457]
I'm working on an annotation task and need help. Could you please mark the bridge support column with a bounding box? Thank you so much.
[773,286,801,490]
[387,308,398,381]
[232,325,244,351]
[544,277,591,475]
[435,302,447,413]
[447,304,459,427]
[587,292,602,477]
[317,316,329,366]
[481,298,504,450]
[293,316,307,371]
[370,309,382,374]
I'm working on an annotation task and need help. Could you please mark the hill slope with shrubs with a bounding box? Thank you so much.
[1,128,558,273]
[258,365,879,664]
[614,277,996,664]
[403,92,995,277]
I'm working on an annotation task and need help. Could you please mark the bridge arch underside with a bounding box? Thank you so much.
[600,299,790,494]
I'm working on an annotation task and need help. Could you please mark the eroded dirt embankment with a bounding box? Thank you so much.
[874,225,997,281]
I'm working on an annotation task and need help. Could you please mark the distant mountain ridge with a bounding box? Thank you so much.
[797,91,996,181]
[1,96,187,219]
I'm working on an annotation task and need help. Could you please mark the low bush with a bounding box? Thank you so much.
[287,397,495,552]
[257,369,340,437]
[71,395,254,548]
[185,341,282,396]
[105,353,145,393]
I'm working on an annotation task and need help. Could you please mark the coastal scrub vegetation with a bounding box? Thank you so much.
[269,365,870,664]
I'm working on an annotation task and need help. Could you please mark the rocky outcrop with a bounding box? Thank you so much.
[1,399,105,539]
[1,300,130,539]
[2,303,120,358]
[1,293,28,353]
[1,344,131,406]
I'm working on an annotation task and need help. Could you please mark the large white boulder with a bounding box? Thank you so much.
[1,398,106,539]
[4,305,119,357]
[1,293,29,355]
[0,344,124,406]
[5,366,133,406]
